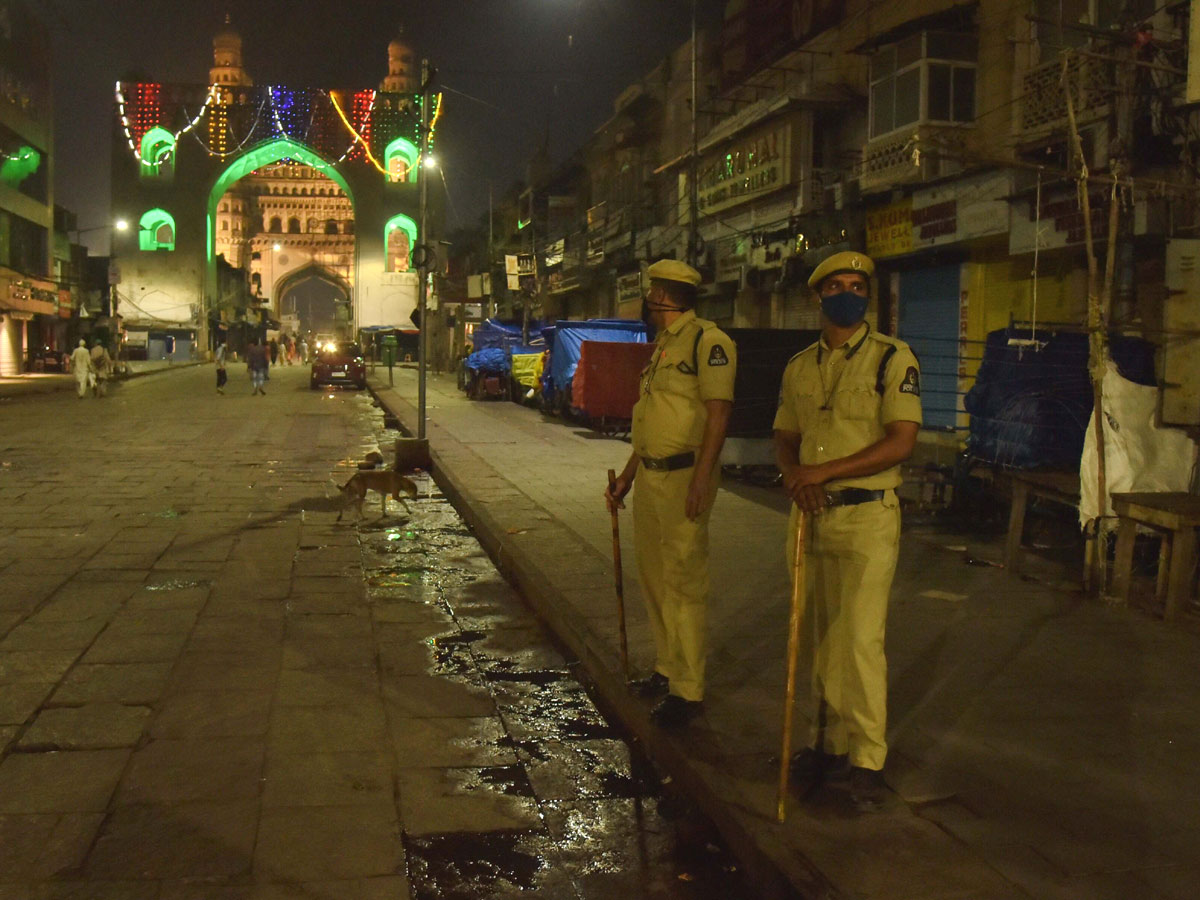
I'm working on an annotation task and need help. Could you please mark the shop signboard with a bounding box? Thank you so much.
[868,172,1010,258]
[617,271,642,304]
[694,123,792,219]
[544,239,565,268]
[866,200,913,258]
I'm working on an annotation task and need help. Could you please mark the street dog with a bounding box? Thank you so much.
[337,470,418,521]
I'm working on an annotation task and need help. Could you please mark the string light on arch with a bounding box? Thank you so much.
[116,81,218,167]
[326,89,389,176]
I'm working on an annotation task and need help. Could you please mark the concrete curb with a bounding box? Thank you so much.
[368,377,825,900]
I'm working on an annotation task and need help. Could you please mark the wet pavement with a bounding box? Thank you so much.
[0,363,756,899]
[351,411,754,900]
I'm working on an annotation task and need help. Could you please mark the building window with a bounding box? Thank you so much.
[325,220,339,234]
[288,217,301,233]
[138,208,176,251]
[269,216,282,233]
[384,213,418,272]
[138,126,176,181]
[384,136,419,184]
[869,31,977,139]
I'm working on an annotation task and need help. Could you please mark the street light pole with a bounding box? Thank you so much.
[417,59,433,441]
[687,0,699,268]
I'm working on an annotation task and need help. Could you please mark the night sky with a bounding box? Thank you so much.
[36,0,727,253]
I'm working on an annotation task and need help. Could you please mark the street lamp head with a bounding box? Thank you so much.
[114,219,129,232]
[423,155,437,170]
[273,242,282,252]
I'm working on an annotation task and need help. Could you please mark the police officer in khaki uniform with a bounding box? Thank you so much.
[773,250,921,810]
[605,259,737,728]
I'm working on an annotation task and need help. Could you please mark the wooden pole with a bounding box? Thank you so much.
[607,469,630,681]
[1062,52,1111,591]
[777,511,809,823]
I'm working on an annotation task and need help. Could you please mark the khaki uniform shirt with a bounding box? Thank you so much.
[773,323,922,490]
[632,310,737,459]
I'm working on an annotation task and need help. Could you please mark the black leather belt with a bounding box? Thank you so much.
[824,488,886,507]
[641,451,695,472]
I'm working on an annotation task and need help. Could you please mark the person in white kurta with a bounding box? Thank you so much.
[70,340,94,399]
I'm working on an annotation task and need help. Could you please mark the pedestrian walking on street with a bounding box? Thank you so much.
[70,339,95,399]
[298,337,309,364]
[215,341,228,394]
[604,259,737,729]
[89,340,114,398]
[246,338,269,395]
[773,251,921,812]
[268,338,279,366]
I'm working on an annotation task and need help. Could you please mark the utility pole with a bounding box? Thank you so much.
[487,182,494,319]
[417,59,433,440]
[687,0,699,268]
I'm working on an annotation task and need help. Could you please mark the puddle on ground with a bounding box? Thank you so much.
[145,579,207,591]
[348,401,754,899]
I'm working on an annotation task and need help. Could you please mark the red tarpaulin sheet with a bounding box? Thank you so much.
[572,340,656,419]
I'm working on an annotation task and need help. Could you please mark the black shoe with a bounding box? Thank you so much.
[630,672,669,698]
[789,747,849,785]
[651,695,703,729]
[849,766,886,812]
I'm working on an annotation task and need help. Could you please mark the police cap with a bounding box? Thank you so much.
[807,251,875,289]
[647,259,703,287]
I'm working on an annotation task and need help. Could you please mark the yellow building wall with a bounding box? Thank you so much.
[964,247,1088,383]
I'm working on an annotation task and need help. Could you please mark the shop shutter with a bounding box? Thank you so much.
[897,265,961,430]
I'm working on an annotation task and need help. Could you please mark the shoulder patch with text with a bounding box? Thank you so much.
[708,344,730,367]
[898,366,920,396]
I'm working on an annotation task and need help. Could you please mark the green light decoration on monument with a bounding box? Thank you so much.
[206,138,356,263]
[139,209,177,251]
[384,213,419,267]
[384,136,419,184]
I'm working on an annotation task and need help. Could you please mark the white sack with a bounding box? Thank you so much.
[1079,361,1197,525]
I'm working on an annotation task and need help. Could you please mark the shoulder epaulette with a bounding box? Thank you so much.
[787,342,820,366]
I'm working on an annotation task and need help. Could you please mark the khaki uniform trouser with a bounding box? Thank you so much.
[632,464,718,702]
[787,492,900,771]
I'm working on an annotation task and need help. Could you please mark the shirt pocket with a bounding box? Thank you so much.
[832,375,880,421]
[787,384,822,429]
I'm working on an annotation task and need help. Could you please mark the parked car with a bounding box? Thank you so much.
[310,341,366,390]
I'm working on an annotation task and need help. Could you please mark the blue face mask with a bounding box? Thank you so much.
[820,291,869,327]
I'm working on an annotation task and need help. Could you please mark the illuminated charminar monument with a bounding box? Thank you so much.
[210,19,418,335]
[110,12,435,347]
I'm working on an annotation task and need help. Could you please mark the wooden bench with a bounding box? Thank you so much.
[1005,471,1082,576]
[1110,492,1200,620]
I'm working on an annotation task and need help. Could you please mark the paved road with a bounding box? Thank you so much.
[0,365,751,899]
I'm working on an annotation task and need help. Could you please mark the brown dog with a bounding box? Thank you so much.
[337,470,418,521]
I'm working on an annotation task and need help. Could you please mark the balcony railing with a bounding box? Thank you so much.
[857,124,971,193]
[1019,53,1111,134]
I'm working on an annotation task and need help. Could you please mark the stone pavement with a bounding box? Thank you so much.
[0,359,202,400]
[370,366,1200,900]
[0,364,755,899]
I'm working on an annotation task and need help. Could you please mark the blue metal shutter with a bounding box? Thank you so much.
[897,265,960,430]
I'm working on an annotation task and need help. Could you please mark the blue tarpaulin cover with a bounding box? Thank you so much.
[549,320,647,391]
[964,328,1156,469]
[471,318,549,353]
[464,347,511,375]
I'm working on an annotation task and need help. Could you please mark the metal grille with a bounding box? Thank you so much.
[1020,55,1111,133]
